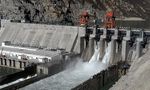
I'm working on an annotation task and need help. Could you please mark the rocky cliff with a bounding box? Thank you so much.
[110,44,150,90]
[0,0,150,25]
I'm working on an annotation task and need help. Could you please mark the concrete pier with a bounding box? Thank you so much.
[99,38,105,60]
[80,37,85,54]
[15,61,20,69]
[121,31,131,61]
[88,37,94,59]
[121,40,129,61]
[116,42,119,53]
[110,30,118,64]
[99,29,107,61]
[109,40,116,64]
[136,41,142,59]
[135,31,144,59]
[136,33,144,59]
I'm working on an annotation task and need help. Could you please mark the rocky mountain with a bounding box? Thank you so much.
[0,0,150,26]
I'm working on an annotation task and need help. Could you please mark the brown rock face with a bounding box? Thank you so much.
[0,0,150,26]
[110,45,150,90]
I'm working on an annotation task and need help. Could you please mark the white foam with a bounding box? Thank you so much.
[21,42,112,90]
[102,42,112,66]
[89,42,112,66]
[89,48,100,63]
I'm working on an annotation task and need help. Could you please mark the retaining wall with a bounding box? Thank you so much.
[0,65,36,85]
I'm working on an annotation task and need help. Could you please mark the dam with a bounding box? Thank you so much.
[0,20,150,90]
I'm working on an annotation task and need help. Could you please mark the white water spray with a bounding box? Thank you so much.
[102,42,112,66]
[88,48,100,63]
[89,42,112,66]
[21,42,113,90]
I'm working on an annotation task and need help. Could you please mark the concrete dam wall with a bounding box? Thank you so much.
[0,21,86,72]
[0,22,85,53]
[0,21,150,65]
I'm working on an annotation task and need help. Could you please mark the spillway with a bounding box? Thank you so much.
[88,48,100,63]
[102,42,112,65]
[21,42,112,90]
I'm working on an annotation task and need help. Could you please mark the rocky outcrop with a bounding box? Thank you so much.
[0,0,150,26]
[110,44,150,90]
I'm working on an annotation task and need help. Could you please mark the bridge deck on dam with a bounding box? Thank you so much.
[0,22,85,53]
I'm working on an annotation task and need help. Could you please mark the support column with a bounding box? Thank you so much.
[121,30,131,61]
[4,58,7,66]
[6,59,9,66]
[99,38,105,60]
[135,31,144,59]
[116,42,119,53]
[9,59,12,67]
[136,41,142,59]
[88,37,94,60]
[19,61,22,69]
[0,58,2,65]
[23,62,27,68]
[12,60,15,67]
[15,61,20,69]
[80,37,85,54]
[110,29,118,64]
[109,39,116,64]
[121,40,128,61]
[2,58,4,65]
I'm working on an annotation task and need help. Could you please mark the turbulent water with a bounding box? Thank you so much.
[89,42,112,65]
[21,42,112,90]
[88,48,100,63]
[102,42,112,66]
[21,60,107,90]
